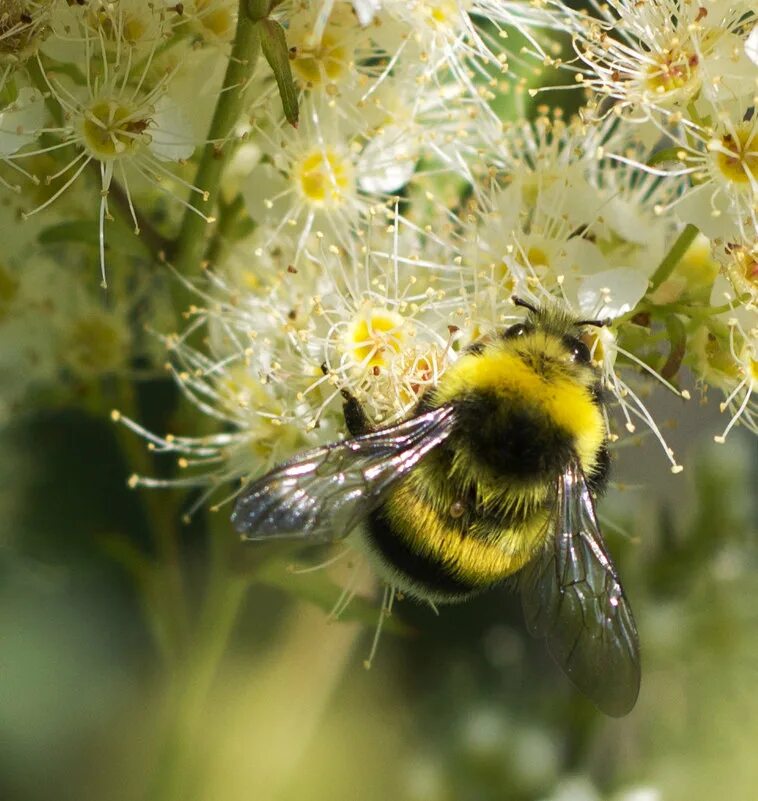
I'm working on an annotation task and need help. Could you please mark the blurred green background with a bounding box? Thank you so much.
[0,373,755,801]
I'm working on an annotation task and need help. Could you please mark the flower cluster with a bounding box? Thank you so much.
[0,0,754,503]
[555,1,758,257]
[541,0,757,442]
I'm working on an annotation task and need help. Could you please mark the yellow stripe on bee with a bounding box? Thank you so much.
[435,344,606,473]
[385,480,550,585]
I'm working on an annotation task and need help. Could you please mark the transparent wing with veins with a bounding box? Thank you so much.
[231,405,457,543]
[520,461,641,717]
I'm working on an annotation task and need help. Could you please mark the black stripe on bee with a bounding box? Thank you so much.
[366,508,481,599]
[453,391,576,481]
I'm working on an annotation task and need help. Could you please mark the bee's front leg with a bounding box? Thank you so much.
[340,389,372,436]
[321,363,373,436]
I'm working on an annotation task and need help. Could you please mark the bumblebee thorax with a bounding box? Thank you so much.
[430,336,606,485]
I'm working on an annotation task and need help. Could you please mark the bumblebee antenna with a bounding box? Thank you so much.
[576,316,612,328]
[512,295,611,328]
[511,296,539,314]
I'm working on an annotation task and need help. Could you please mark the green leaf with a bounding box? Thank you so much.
[647,146,682,168]
[260,18,299,127]
[246,0,271,21]
[661,313,686,382]
[38,221,100,247]
[38,217,154,258]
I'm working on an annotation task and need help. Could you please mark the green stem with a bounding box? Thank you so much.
[205,192,250,266]
[619,294,752,328]
[107,175,173,257]
[147,515,250,801]
[114,379,189,663]
[649,223,700,291]
[171,7,261,275]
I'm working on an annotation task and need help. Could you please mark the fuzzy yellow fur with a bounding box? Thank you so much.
[434,334,606,475]
[382,476,550,586]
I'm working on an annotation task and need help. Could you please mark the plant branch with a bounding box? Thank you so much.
[170,7,261,274]
[649,223,700,291]
[107,175,173,257]
[147,513,251,801]
[112,380,189,663]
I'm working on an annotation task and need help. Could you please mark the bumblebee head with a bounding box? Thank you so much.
[495,296,609,380]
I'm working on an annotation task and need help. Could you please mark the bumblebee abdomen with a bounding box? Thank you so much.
[363,474,550,602]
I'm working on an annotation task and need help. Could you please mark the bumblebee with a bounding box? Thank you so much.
[232,298,641,716]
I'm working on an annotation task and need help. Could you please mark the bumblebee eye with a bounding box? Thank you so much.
[503,323,529,340]
[564,336,592,364]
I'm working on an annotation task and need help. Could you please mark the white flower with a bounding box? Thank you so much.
[0,0,52,88]
[357,77,489,191]
[285,1,380,95]
[242,97,377,267]
[0,84,45,152]
[179,0,238,45]
[569,0,757,122]
[116,214,459,502]
[746,22,758,66]
[666,99,757,247]
[13,7,206,285]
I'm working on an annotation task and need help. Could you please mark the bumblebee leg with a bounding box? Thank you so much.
[320,363,372,436]
[341,389,372,436]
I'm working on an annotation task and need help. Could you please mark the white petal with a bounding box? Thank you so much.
[601,196,657,245]
[577,268,649,318]
[746,25,758,66]
[674,185,737,241]
[149,95,196,161]
[357,125,416,193]
[353,0,381,26]
[0,88,45,157]
[241,164,290,223]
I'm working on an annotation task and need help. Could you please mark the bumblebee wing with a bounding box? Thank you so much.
[519,461,641,717]
[231,405,457,543]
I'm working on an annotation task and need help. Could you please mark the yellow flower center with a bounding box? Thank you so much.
[194,0,234,41]
[644,45,699,98]
[86,8,149,45]
[712,124,758,187]
[494,265,515,295]
[81,99,151,160]
[344,308,405,369]
[292,32,350,86]
[422,1,465,30]
[294,148,353,207]
[220,365,284,416]
[526,245,549,268]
